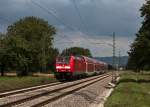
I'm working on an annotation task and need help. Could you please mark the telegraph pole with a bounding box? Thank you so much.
[113,32,116,68]
[118,49,121,70]
[112,32,116,82]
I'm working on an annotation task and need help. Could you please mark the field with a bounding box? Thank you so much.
[105,71,150,107]
[0,76,57,92]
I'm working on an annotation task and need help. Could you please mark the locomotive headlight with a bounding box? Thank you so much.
[64,66,71,69]
[56,66,63,69]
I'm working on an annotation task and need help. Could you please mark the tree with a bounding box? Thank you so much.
[0,16,58,76]
[0,33,6,76]
[61,47,92,57]
[0,34,31,76]
[128,0,150,71]
[48,48,59,72]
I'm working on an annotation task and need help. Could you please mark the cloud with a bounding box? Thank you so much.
[0,0,145,56]
[54,30,134,57]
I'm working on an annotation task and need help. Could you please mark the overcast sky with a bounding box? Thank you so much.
[0,0,145,57]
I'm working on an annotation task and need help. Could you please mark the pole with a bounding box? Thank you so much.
[112,32,116,82]
[118,49,121,70]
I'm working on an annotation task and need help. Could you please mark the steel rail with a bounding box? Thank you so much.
[0,73,110,107]
[32,75,110,107]
[0,81,62,98]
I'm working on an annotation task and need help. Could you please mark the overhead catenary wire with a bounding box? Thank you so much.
[30,0,76,43]
[30,0,114,49]
[30,0,75,31]
[33,1,120,62]
[71,0,88,32]
[71,0,95,44]
[71,0,120,52]
[30,0,94,45]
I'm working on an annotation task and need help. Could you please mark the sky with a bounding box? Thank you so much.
[0,0,145,57]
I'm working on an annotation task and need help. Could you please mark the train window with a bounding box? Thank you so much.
[56,57,63,63]
[56,56,70,64]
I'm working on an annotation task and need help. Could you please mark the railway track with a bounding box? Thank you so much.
[0,81,62,98]
[0,73,110,107]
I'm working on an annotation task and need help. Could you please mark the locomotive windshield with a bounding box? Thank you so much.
[56,56,70,64]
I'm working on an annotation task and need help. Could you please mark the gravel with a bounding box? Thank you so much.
[14,76,109,107]
[44,76,112,107]
[0,75,105,106]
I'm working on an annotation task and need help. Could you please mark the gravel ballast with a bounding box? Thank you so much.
[44,76,112,107]
[0,74,109,107]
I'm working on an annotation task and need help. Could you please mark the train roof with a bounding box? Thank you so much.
[81,56,107,65]
[56,55,107,65]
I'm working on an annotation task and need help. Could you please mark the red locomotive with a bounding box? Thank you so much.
[55,55,108,80]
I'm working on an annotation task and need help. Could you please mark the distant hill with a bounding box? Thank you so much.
[94,56,129,67]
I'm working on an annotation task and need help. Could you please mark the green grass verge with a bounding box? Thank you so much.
[105,71,150,107]
[0,76,57,92]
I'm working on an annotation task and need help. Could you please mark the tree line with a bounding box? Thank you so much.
[0,16,60,76]
[0,16,92,76]
[127,0,150,72]
[61,47,92,57]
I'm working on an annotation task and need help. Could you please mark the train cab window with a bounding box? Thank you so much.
[56,56,70,64]
[56,57,63,63]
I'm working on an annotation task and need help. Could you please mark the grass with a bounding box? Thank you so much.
[0,76,57,92]
[105,71,150,107]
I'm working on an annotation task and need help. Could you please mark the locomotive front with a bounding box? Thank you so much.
[55,56,74,80]
[56,56,71,72]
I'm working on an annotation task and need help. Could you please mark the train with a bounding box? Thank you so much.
[55,55,108,80]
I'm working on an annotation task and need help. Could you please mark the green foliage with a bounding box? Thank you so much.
[0,34,6,76]
[0,16,59,76]
[105,72,150,107]
[47,48,59,72]
[1,36,31,72]
[61,47,92,57]
[128,0,150,71]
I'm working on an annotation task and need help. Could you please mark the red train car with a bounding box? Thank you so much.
[55,55,108,80]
